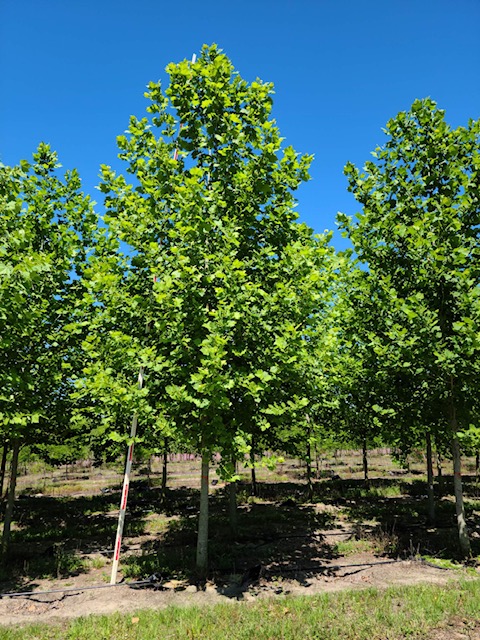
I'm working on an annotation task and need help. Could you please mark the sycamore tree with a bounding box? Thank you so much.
[332,266,387,482]
[338,99,480,555]
[336,264,440,522]
[79,44,335,576]
[0,146,96,558]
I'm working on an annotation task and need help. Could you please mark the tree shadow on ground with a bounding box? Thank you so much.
[0,480,161,587]
[9,483,153,546]
[3,474,479,594]
[125,481,342,587]
[318,476,480,561]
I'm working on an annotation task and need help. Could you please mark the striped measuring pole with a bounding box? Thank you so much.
[110,366,144,585]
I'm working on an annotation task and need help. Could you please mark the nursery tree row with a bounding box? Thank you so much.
[0,45,479,569]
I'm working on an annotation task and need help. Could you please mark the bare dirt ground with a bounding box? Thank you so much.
[2,451,480,632]
[0,535,475,627]
[426,623,480,640]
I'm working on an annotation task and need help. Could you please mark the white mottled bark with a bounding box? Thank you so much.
[1,438,20,559]
[452,434,470,557]
[196,452,209,577]
[426,432,435,525]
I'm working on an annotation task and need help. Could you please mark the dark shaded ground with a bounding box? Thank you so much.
[2,472,480,592]
[1,465,480,626]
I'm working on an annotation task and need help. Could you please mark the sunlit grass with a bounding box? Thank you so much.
[333,538,375,556]
[1,580,480,639]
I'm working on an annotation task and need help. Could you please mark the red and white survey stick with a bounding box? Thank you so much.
[110,366,144,584]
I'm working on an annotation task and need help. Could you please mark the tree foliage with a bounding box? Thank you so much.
[81,45,335,454]
[0,145,96,442]
[338,98,480,554]
[0,145,97,557]
[77,45,336,571]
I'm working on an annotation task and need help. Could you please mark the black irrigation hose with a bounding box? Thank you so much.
[0,577,158,599]
[1,557,456,600]
[271,559,401,573]
[266,558,458,573]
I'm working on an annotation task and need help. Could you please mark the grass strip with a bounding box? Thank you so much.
[1,579,480,639]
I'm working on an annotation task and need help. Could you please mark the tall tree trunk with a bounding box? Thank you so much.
[147,454,152,487]
[250,437,257,497]
[306,437,313,501]
[476,450,479,481]
[251,465,257,496]
[196,452,209,578]
[0,442,8,498]
[452,435,470,557]
[362,437,369,483]
[1,438,20,560]
[228,481,238,536]
[161,440,168,499]
[449,384,470,557]
[436,450,443,482]
[436,452,442,479]
[425,431,435,525]
[434,437,444,494]
[228,456,238,536]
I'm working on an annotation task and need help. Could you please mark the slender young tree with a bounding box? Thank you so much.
[338,99,480,556]
[82,45,335,576]
[0,147,96,559]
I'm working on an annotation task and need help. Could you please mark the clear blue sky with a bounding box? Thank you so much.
[1,0,479,250]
